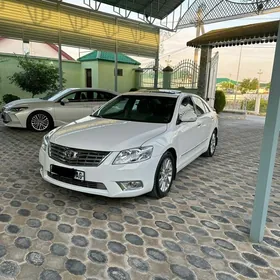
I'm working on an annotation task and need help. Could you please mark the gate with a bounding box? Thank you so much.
[171,59,199,89]
[206,52,219,108]
[141,62,163,88]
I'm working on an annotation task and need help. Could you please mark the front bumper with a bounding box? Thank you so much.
[39,147,159,198]
[1,111,24,128]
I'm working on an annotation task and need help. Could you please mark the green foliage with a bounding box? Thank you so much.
[214,90,226,114]
[2,94,20,104]
[219,81,234,90]
[9,55,65,98]
[242,98,268,113]
[239,78,259,94]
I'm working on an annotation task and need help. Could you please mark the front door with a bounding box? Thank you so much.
[176,97,202,168]
[54,91,86,125]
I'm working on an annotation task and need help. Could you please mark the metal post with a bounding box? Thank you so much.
[255,69,263,114]
[234,45,243,106]
[154,52,159,89]
[58,35,63,91]
[250,21,280,243]
[114,19,118,92]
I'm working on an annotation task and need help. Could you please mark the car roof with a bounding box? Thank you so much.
[122,89,194,98]
[67,88,118,95]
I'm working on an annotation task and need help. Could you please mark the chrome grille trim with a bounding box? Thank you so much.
[49,143,110,167]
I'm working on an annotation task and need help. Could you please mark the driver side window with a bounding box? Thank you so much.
[179,96,195,117]
[63,91,86,102]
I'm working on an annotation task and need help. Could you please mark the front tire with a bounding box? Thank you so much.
[150,151,175,199]
[27,112,52,132]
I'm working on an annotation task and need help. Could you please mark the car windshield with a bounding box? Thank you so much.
[93,95,177,124]
[47,89,74,101]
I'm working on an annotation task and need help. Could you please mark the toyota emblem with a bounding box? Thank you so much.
[64,149,78,160]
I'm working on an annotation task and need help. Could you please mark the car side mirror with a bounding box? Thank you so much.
[60,98,69,106]
[179,111,197,123]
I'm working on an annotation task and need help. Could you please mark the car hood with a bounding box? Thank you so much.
[50,116,167,151]
[4,98,50,108]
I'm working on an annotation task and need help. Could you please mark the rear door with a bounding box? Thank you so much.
[83,91,116,116]
[192,96,213,144]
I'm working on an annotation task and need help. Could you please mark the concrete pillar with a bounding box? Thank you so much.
[163,66,173,89]
[250,21,280,243]
[134,67,143,89]
[197,46,212,99]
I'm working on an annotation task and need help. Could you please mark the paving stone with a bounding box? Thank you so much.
[124,216,139,225]
[189,226,209,237]
[162,240,182,252]
[10,200,22,207]
[18,209,31,217]
[128,257,149,272]
[14,237,31,249]
[186,254,211,270]
[91,229,108,240]
[37,230,54,241]
[93,212,107,220]
[88,250,108,264]
[107,267,131,280]
[155,221,173,230]
[27,218,41,228]
[108,222,124,232]
[230,262,258,278]
[26,252,45,266]
[0,214,12,223]
[241,253,269,267]
[215,239,236,251]
[252,244,279,257]
[176,232,197,244]
[170,264,196,280]
[146,248,167,262]
[36,204,49,211]
[264,236,280,248]
[39,270,62,280]
[125,234,144,246]
[6,224,20,234]
[200,220,220,230]
[46,213,60,222]
[224,231,246,242]
[150,206,165,214]
[50,243,68,256]
[108,241,127,255]
[141,227,159,238]
[137,211,153,219]
[0,245,6,258]
[76,217,91,227]
[201,246,224,259]
[0,261,20,278]
[58,224,73,234]
[216,273,238,280]
[71,235,89,247]
[53,200,65,207]
[65,259,86,275]
[180,211,196,218]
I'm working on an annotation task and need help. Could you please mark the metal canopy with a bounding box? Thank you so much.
[177,0,280,29]
[187,20,279,48]
[91,0,185,20]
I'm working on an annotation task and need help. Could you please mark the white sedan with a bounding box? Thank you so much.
[39,91,218,198]
[1,88,117,132]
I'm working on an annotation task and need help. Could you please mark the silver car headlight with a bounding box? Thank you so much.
[113,146,153,165]
[41,134,50,152]
[8,107,28,112]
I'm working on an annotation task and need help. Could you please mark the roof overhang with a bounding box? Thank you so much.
[94,0,185,20]
[187,20,279,48]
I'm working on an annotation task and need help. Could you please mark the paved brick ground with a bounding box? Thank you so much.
[0,118,280,280]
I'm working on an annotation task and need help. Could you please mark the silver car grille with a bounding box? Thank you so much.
[49,143,110,167]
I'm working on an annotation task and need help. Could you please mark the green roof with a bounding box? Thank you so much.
[216,78,237,85]
[78,50,140,65]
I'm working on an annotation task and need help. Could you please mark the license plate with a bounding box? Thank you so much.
[51,165,85,182]
[74,171,85,181]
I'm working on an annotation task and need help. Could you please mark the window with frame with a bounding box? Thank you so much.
[64,91,88,102]
[193,97,207,116]
[115,69,123,76]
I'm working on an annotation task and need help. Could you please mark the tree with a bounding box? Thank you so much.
[9,55,65,97]
[239,78,259,94]
[219,81,234,91]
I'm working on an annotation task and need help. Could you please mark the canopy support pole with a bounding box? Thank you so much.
[250,21,280,242]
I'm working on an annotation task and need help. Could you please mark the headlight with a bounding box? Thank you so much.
[9,107,28,112]
[41,134,50,152]
[113,146,153,165]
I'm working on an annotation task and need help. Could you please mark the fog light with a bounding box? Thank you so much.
[117,181,143,191]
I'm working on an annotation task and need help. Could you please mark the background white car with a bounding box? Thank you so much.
[39,91,218,198]
[1,88,118,132]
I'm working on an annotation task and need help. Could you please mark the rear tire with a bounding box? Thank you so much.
[149,151,175,199]
[203,130,217,157]
[27,111,53,132]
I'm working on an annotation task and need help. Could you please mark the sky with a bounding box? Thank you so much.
[62,0,280,83]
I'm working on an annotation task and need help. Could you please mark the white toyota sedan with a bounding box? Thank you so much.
[1,88,117,132]
[39,91,218,198]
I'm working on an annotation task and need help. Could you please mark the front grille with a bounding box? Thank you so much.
[47,172,106,189]
[49,143,110,167]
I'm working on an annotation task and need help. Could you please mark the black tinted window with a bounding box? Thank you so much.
[94,95,177,124]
